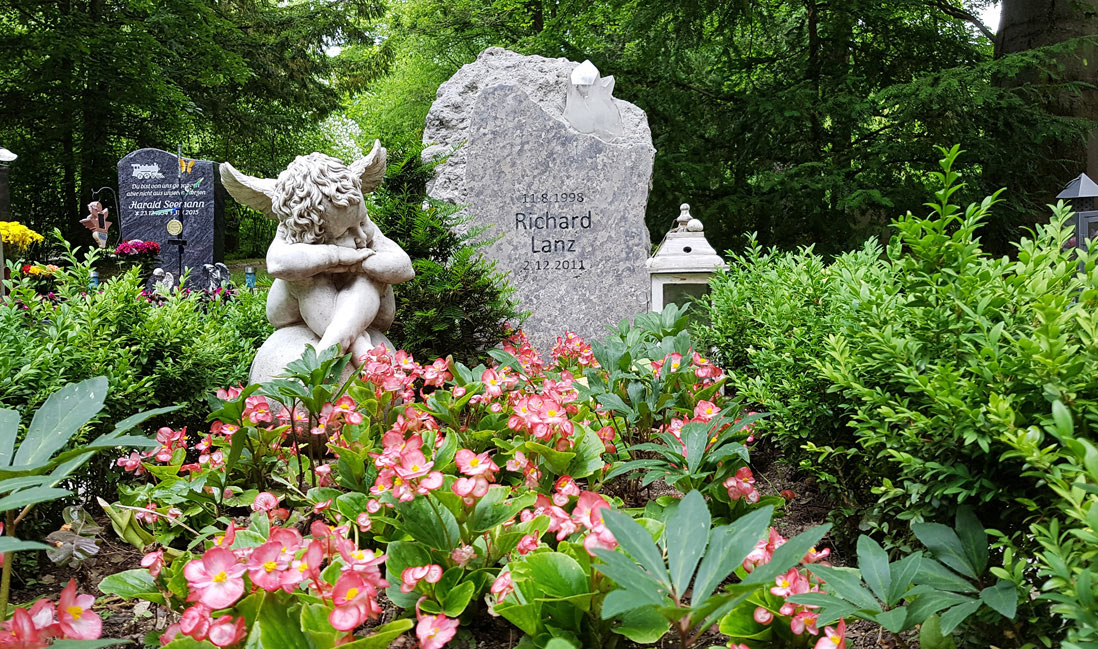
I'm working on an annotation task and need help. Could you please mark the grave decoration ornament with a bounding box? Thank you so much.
[646,203,727,312]
[219,140,415,383]
[1057,172,1098,253]
[202,262,232,291]
[80,201,112,249]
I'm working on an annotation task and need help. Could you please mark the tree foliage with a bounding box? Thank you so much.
[0,0,383,245]
[355,0,1095,255]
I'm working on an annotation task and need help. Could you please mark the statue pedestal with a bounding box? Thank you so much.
[248,324,394,384]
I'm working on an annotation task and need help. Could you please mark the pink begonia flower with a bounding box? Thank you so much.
[455,449,499,477]
[116,451,146,476]
[804,546,831,564]
[724,466,760,503]
[212,522,237,549]
[481,368,504,398]
[329,573,381,632]
[694,400,720,421]
[252,492,280,513]
[184,547,246,609]
[583,524,617,556]
[452,476,490,504]
[516,533,540,555]
[160,623,182,646]
[572,491,610,530]
[554,475,580,499]
[815,619,846,649]
[141,549,165,577]
[450,544,476,566]
[488,570,514,610]
[136,503,159,525]
[416,614,459,649]
[771,568,810,598]
[356,512,372,533]
[792,610,820,636]
[29,597,56,632]
[331,395,364,425]
[180,604,212,641]
[207,616,246,647]
[400,564,443,593]
[284,539,324,590]
[6,607,42,647]
[753,607,774,625]
[246,541,288,592]
[57,580,101,640]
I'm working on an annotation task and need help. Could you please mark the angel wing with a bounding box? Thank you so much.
[350,139,387,193]
[220,162,277,219]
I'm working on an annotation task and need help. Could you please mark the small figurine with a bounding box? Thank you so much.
[147,268,175,294]
[202,262,232,291]
[80,201,112,249]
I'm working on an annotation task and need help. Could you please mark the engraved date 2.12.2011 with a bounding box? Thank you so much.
[521,259,587,272]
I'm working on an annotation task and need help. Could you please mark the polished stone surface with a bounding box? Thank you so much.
[117,148,224,286]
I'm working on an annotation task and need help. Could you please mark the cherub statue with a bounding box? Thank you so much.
[219,140,415,382]
[80,201,112,248]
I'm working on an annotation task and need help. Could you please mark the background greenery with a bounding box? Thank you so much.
[3,1,1096,259]
[697,149,1098,644]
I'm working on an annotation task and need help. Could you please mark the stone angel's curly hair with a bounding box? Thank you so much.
[271,153,362,245]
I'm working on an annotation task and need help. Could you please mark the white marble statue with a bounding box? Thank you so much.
[219,140,415,382]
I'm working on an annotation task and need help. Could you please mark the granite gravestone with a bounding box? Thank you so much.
[423,48,654,350]
[117,148,224,285]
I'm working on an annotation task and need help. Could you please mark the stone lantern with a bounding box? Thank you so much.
[1057,172,1098,251]
[646,203,727,312]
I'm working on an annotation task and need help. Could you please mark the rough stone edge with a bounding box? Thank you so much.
[422,47,655,207]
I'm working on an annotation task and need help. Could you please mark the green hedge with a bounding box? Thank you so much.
[698,148,1098,642]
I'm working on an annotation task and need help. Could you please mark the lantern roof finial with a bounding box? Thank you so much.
[1057,173,1098,200]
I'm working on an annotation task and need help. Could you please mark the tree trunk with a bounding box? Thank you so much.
[998,0,1098,177]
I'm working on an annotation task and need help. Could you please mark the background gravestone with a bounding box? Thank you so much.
[423,48,655,351]
[117,148,225,285]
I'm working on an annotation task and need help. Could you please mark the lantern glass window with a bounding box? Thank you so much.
[662,282,709,307]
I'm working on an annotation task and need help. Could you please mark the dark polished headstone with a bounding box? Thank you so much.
[117,148,224,285]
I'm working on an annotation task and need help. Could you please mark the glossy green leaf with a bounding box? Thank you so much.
[954,507,988,576]
[340,619,414,649]
[978,580,1017,619]
[0,486,71,512]
[665,490,710,595]
[886,552,923,605]
[522,552,589,600]
[939,599,982,634]
[442,580,476,617]
[804,565,879,611]
[16,376,107,467]
[918,614,958,649]
[0,537,50,553]
[98,568,166,604]
[857,535,890,604]
[692,506,772,606]
[0,409,18,467]
[613,605,671,643]
[911,522,976,579]
[249,592,311,649]
[599,508,670,588]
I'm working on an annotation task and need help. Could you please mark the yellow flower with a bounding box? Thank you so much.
[0,222,44,250]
